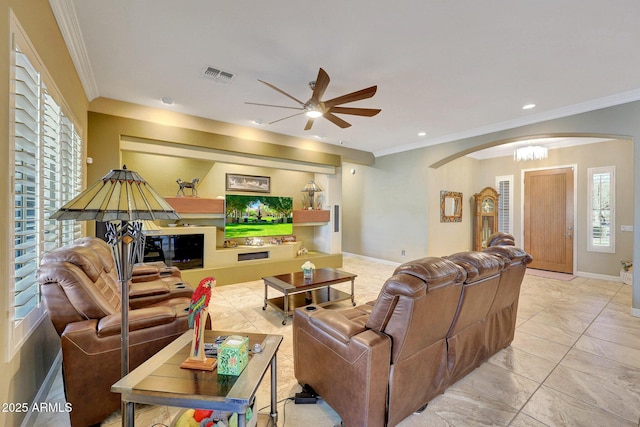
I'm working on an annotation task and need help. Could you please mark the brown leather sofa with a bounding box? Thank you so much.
[37,237,194,427]
[293,234,532,426]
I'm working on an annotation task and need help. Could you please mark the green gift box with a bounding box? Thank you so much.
[217,335,249,376]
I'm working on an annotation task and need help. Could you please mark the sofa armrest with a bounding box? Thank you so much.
[293,305,391,427]
[129,281,170,298]
[97,306,176,337]
[133,264,182,281]
[303,306,367,344]
[132,265,162,282]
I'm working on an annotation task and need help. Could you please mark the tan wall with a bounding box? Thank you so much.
[120,150,318,248]
[121,150,315,208]
[475,138,633,276]
[343,136,633,276]
[0,1,89,426]
[343,152,478,262]
[426,156,479,257]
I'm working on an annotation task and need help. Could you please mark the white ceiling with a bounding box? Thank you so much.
[53,0,640,157]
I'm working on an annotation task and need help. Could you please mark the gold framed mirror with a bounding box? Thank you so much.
[440,191,462,222]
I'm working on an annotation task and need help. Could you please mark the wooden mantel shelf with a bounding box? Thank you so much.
[293,209,330,223]
[164,196,224,214]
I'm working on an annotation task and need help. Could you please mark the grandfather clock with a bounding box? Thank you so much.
[473,187,499,251]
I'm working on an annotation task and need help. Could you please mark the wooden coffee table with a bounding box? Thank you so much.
[263,268,357,324]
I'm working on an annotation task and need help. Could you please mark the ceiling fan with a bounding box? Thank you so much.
[246,68,381,130]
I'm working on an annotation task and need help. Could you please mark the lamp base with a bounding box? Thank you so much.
[180,357,217,371]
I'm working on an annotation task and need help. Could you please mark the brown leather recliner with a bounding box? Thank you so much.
[444,251,505,383]
[293,233,532,427]
[482,240,533,355]
[294,257,467,427]
[37,237,194,427]
[72,236,193,309]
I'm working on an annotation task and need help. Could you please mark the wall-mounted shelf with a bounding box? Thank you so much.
[293,209,330,224]
[164,196,224,218]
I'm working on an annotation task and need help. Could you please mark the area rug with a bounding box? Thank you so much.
[526,268,576,281]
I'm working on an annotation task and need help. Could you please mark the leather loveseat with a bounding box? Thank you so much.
[37,237,194,427]
[293,233,532,426]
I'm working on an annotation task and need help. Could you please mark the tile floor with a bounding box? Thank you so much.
[34,256,640,427]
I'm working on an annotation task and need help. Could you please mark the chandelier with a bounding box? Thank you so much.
[514,145,548,161]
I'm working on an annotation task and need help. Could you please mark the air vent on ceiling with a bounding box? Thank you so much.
[201,66,235,84]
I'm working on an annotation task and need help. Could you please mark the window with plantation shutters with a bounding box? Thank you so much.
[9,18,83,356]
[13,48,40,322]
[495,176,513,234]
[588,166,615,253]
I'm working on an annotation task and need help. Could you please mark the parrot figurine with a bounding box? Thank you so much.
[184,277,216,366]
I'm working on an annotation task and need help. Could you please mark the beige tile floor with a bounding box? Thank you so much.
[34,256,640,427]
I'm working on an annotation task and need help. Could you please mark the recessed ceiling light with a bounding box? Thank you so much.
[522,103,536,110]
[418,132,427,137]
[161,97,174,105]
[313,135,325,139]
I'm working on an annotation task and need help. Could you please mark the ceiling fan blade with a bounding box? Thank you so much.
[258,79,305,105]
[245,102,304,111]
[323,112,352,128]
[310,68,330,103]
[304,118,315,131]
[268,111,306,125]
[323,86,378,108]
[329,106,381,117]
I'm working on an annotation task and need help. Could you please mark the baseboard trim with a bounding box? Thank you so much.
[574,270,624,283]
[342,252,401,267]
[21,350,63,427]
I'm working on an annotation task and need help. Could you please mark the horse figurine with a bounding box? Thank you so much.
[176,178,199,196]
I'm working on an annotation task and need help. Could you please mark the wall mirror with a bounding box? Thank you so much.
[440,191,462,222]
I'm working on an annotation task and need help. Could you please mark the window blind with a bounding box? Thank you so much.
[11,47,83,323]
[13,49,40,321]
[497,178,511,234]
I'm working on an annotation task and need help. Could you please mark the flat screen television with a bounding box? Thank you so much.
[225,194,293,239]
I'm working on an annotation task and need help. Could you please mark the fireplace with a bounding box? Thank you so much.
[143,234,204,270]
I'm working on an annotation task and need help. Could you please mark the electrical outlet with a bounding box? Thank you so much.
[621,225,634,232]
[401,249,406,256]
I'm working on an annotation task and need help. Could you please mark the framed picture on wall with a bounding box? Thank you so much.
[225,173,271,193]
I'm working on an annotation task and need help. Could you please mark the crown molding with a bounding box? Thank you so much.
[49,0,99,101]
[374,88,640,158]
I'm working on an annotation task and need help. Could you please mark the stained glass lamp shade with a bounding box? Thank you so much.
[50,166,179,427]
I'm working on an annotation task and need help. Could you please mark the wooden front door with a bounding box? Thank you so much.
[524,167,574,273]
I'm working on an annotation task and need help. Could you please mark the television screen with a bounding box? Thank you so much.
[225,194,293,239]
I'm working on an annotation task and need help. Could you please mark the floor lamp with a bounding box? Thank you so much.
[51,166,180,426]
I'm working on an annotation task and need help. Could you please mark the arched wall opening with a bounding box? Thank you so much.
[342,100,640,316]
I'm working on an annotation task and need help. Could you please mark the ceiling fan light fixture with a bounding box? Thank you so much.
[305,110,323,118]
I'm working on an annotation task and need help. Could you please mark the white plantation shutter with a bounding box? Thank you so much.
[42,90,62,253]
[60,116,83,243]
[13,49,40,321]
[10,43,83,329]
[588,167,615,253]
[496,176,513,234]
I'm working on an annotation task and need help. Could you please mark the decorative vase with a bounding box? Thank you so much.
[303,268,314,279]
